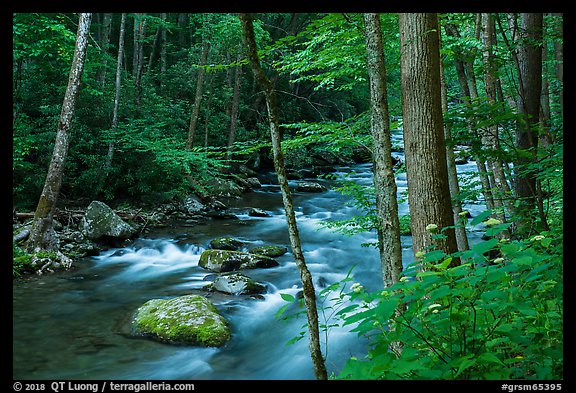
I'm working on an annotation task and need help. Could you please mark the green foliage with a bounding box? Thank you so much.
[335,221,563,380]
[13,243,33,278]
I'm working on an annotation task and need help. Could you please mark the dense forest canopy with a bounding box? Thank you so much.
[13,12,563,380]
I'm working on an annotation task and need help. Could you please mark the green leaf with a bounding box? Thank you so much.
[280,293,296,302]
[455,355,477,377]
[478,352,504,365]
[470,210,492,226]
[374,298,399,321]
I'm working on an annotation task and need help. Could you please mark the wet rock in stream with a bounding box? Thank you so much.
[131,295,231,347]
[198,249,279,272]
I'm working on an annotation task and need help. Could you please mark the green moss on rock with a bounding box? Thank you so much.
[131,295,231,347]
[249,245,288,258]
[209,237,244,251]
[198,249,279,272]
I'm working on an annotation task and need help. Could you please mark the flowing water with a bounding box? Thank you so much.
[13,133,487,380]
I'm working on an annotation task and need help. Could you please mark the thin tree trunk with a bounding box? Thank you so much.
[160,13,167,93]
[26,13,92,253]
[186,33,210,150]
[203,72,215,149]
[226,48,244,162]
[444,21,496,213]
[239,13,328,380]
[482,13,514,236]
[398,13,459,261]
[363,13,403,287]
[97,13,113,87]
[104,13,126,171]
[147,19,161,73]
[552,13,563,116]
[438,28,470,253]
[135,14,146,107]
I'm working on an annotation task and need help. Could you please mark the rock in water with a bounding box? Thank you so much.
[249,245,288,258]
[131,295,231,347]
[80,201,136,241]
[211,273,267,295]
[198,249,279,272]
[295,181,327,193]
[209,237,244,251]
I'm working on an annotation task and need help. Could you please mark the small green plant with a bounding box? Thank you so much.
[334,215,563,380]
[13,243,32,278]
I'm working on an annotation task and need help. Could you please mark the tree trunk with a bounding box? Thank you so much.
[186,33,210,150]
[97,13,112,87]
[26,13,92,253]
[104,12,126,171]
[438,28,470,253]
[226,48,244,162]
[134,14,146,107]
[363,13,403,287]
[444,20,496,214]
[398,13,459,261]
[514,13,545,233]
[552,13,563,116]
[239,13,328,380]
[481,13,513,237]
[160,13,167,92]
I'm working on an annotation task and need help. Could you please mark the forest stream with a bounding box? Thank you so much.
[13,133,487,380]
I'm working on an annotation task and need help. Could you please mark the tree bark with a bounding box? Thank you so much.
[363,13,403,287]
[444,20,495,213]
[26,13,92,252]
[514,12,545,233]
[186,31,210,150]
[438,28,470,253]
[481,13,513,237]
[398,13,459,261]
[97,13,113,87]
[226,47,244,162]
[158,13,167,93]
[239,13,328,380]
[104,13,126,171]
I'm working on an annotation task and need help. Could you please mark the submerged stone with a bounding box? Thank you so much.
[131,295,231,347]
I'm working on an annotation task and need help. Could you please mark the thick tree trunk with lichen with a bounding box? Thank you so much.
[398,13,458,261]
[363,13,403,287]
[239,13,328,380]
[26,13,92,253]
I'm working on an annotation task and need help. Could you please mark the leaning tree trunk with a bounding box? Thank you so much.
[398,13,459,262]
[239,13,328,380]
[363,13,403,287]
[26,13,92,253]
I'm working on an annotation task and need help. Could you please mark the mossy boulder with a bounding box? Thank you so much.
[81,201,137,241]
[209,237,244,251]
[209,273,267,296]
[198,249,279,272]
[295,181,327,193]
[131,295,231,347]
[249,245,288,258]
